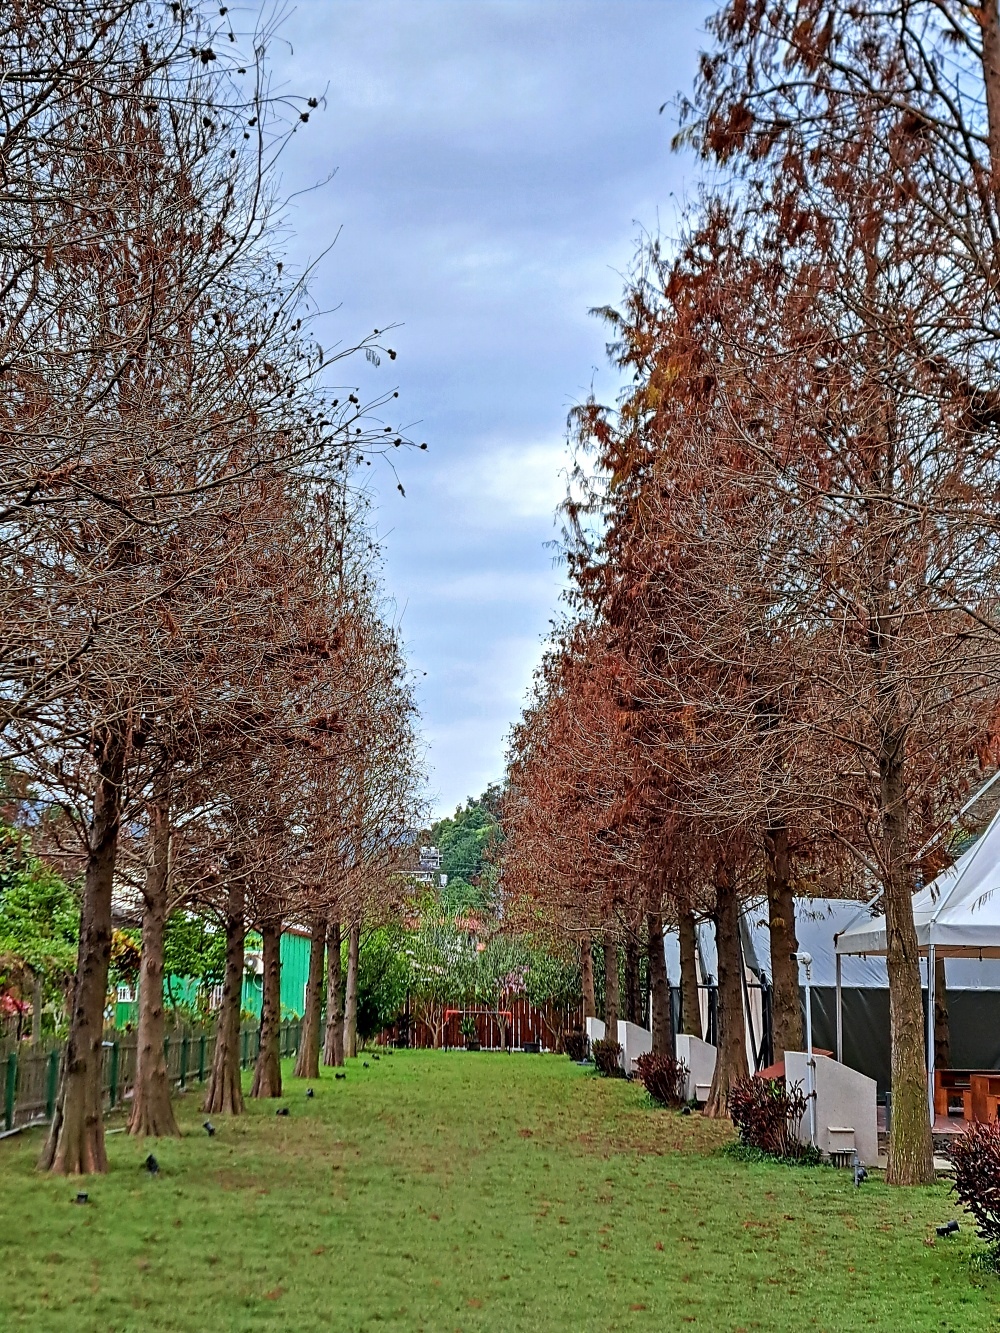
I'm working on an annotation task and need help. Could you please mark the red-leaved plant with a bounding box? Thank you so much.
[950,1123,1000,1243]
[592,1038,624,1077]
[634,1052,689,1108]
[727,1077,808,1159]
[563,1030,587,1062]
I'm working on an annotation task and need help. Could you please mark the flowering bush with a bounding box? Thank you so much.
[634,1052,689,1108]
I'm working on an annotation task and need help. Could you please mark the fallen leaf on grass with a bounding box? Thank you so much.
[263,1287,284,1300]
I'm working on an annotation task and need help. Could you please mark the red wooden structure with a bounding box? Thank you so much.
[381,996,582,1051]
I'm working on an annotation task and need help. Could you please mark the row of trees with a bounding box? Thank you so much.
[503,0,1000,1185]
[0,2,424,1172]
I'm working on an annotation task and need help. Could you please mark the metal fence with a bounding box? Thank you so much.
[0,1020,302,1133]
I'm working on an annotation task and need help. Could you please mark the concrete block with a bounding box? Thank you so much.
[675,1034,717,1102]
[617,1020,652,1074]
[585,1017,605,1054]
[785,1052,878,1166]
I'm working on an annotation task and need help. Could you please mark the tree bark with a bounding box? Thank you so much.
[40,727,126,1174]
[602,935,620,1036]
[323,919,345,1066]
[623,929,641,1025]
[251,919,282,1098]
[704,876,749,1118]
[647,912,673,1056]
[763,821,804,1062]
[879,727,934,1184]
[203,876,245,1116]
[31,968,42,1046]
[981,0,1000,211]
[293,914,325,1080]
[343,920,360,1058]
[128,786,180,1138]
[580,934,596,1021]
[678,909,701,1038]
[934,954,950,1071]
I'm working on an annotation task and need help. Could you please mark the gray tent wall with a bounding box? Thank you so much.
[741,898,1000,1094]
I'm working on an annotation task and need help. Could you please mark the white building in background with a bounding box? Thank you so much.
[410,845,448,889]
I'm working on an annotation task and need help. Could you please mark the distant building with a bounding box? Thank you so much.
[410,845,448,888]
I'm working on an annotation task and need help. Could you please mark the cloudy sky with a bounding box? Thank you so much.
[268,0,711,817]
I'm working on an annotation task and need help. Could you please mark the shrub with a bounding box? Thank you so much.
[950,1123,1000,1242]
[727,1076,809,1160]
[563,1029,587,1062]
[592,1038,624,1077]
[634,1052,689,1108]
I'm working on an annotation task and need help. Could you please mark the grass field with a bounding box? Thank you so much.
[0,1050,997,1331]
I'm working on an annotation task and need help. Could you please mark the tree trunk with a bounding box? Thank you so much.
[602,935,620,1036]
[624,929,641,1025]
[764,821,804,1062]
[31,968,42,1046]
[203,877,245,1116]
[647,912,673,1056]
[704,877,749,1118]
[293,914,325,1080]
[40,727,126,1174]
[678,909,701,1038]
[580,934,596,1021]
[344,920,360,1058]
[128,788,180,1138]
[981,0,1000,211]
[251,919,282,1098]
[323,919,345,1066]
[934,954,950,1071]
[880,731,934,1185]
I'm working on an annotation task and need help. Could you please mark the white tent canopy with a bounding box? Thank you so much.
[836,808,1000,960]
[835,807,1000,1116]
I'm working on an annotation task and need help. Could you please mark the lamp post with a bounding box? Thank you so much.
[793,951,816,1149]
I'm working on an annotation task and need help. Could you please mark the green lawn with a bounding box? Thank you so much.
[0,1050,996,1331]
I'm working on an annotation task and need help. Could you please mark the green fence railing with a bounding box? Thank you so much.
[0,1020,302,1134]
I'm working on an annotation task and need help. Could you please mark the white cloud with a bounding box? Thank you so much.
[443,437,570,523]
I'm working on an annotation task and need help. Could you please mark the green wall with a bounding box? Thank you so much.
[114,929,314,1026]
[242,930,312,1019]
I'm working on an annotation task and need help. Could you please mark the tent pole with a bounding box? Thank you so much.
[835,953,843,1063]
[927,945,936,1127]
